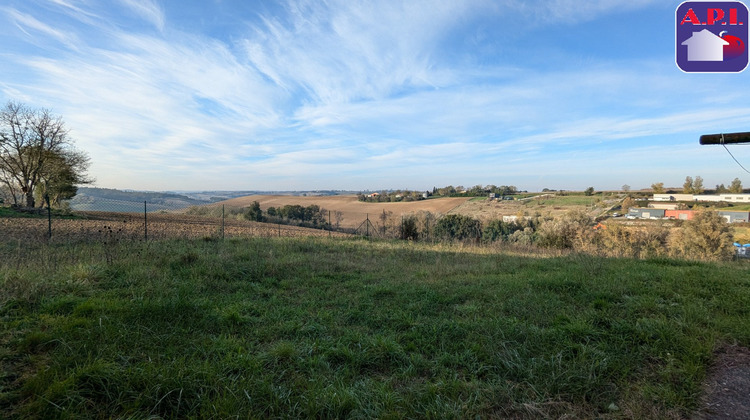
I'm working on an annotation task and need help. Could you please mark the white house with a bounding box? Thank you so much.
[652,193,750,202]
[681,29,729,61]
[652,194,695,202]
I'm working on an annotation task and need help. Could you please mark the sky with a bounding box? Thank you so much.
[2,0,750,192]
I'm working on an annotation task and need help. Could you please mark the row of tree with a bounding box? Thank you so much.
[649,177,743,194]
[358,184,520,202]
[0,102,90,207]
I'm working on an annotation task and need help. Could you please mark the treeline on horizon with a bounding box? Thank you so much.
[186,202,332,230]
[358,184,521,202]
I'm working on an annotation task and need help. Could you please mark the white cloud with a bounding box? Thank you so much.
[241,0,490,104]
[117,0,165,32]
[5,8,80,49]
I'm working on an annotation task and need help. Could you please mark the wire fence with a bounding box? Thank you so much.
[0,197,440,245]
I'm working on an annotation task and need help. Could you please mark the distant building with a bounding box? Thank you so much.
[665,209,694,220]
[652,194,695,202]
[718,211,750,223]
[628,208,665,219]
[653,193,750,203]
[650,203,679,210]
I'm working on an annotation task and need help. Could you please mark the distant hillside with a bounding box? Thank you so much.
[68,188,358,212]
[69,188,213,212]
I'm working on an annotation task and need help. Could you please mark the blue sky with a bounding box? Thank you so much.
[2,0,750,192]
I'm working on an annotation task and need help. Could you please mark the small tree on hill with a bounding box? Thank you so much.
[729,178,743,194]
[693,176,704,194]
[584,186,595,196]
[683,176,694,194]
[651,182,665,194]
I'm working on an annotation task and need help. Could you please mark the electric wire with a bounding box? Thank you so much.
[720,133,750,175]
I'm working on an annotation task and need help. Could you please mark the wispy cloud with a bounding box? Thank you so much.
[117,0,165,32]
[242,0,488,104]
[1,0,748,191]
[5,7,80,49]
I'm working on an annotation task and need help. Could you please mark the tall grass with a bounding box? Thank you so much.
[1,237,749,418]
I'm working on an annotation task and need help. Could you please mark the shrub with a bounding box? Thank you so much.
[434,214,481,242]
[598,224,669,259]
[507,227,535,245]
[536,210,593,249]
[668,209,734,261]
[399,215,419,241]
[482,219,523,243]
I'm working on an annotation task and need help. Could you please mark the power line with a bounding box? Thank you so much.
[722,143,750,175]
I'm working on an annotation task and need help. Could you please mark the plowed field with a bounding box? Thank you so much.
[219,195,471,229]
[0,212,350,244]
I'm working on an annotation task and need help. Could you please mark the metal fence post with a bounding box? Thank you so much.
[45,194,52,239]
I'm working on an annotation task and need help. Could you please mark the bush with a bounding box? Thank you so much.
[536,210,593,249]
[668,209,734,261]
[482,219,523,243]
[434,214,481,242]
[598,224,669,259]
[399,215,419,241]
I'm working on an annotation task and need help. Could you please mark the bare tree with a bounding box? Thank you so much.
[333,210,344,230]
[0,101,90,207]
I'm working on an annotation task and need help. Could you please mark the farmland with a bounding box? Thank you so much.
[219,195,472,229]
[218,193,623,228]
[0,211,350,245]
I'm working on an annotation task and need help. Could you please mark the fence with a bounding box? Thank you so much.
[0,199,442,245]
[0,200,364,245]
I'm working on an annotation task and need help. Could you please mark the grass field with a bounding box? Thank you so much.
[2,236,749,418]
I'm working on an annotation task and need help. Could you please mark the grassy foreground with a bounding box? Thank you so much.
[1,237,749,418]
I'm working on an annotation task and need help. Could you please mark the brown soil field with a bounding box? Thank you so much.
[0,212,350,244]
[218,195,471,229]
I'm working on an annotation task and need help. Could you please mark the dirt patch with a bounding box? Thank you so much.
[694,345,750,419]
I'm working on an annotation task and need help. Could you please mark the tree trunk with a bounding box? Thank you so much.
[25,190,35,208]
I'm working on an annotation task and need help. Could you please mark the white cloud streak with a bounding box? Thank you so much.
[1,0,747,191]
[117,0,165,32]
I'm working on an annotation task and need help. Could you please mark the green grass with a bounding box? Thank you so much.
[0,207,41,218]
[527,195,604,207]
[0,206,82,220]
[718,204,750,211]
[1,237,749,418]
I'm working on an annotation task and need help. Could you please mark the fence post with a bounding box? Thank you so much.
[144,201,148,241]
[328,210,331,237]
[45,194,52,239]
[222,204,225,240]
[366,213,369,237]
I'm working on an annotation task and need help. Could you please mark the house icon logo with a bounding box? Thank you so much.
[676,1,749,72]
[682,29,730,61]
